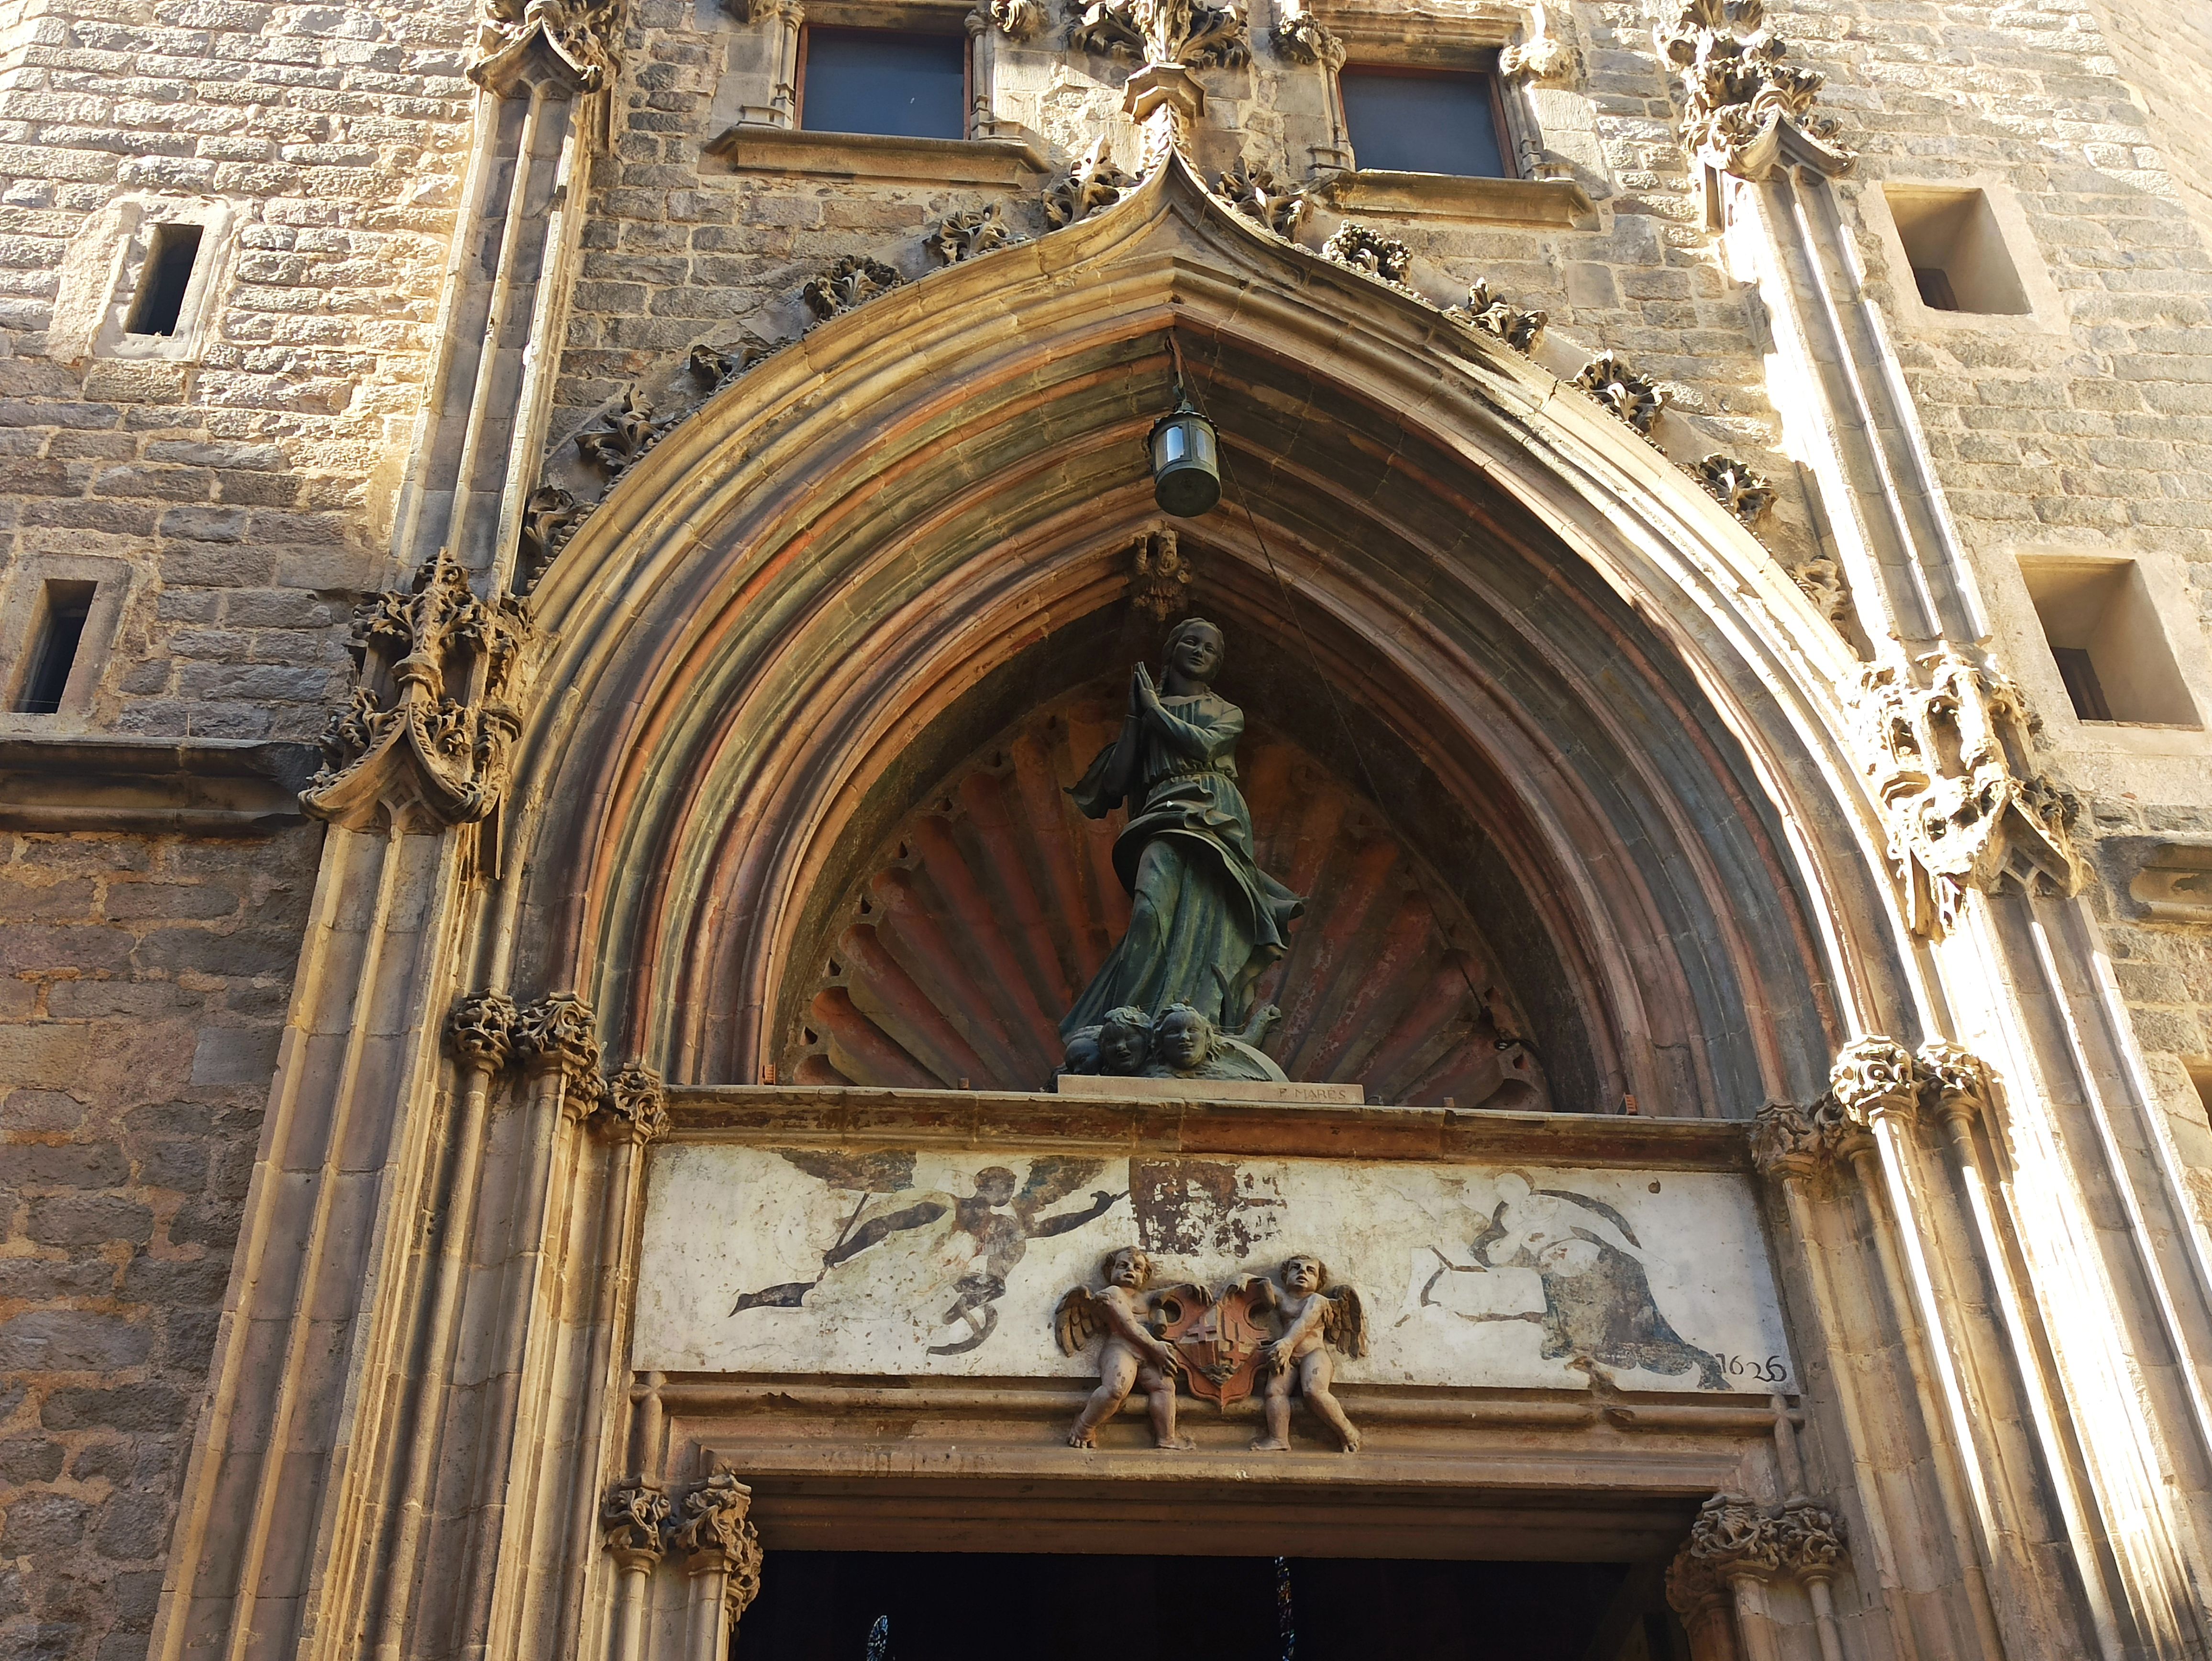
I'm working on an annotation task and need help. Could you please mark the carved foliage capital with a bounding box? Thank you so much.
[1764,1037,1999,1184]
[303,549,534,834]
[1270,0,1340,66]
[1829,1035,1917,1131]
[598,1063,670,1145]
[516,993,604,1109]
[1669,1492,1847,1606]
[445,991,520,1071]
[674,1473,764,1616]
[601,1479,670,1570]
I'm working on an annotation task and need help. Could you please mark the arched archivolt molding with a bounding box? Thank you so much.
[495,152,1909,1117]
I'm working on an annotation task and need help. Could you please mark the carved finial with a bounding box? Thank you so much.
[302,549,534,832]
[1693,453,1775,526]
[446,991,520,1071]
[1575,352,1666,436]
[1659,0,1851,181]
[1320,222,1413,288]
[599,1063,670,1144]
[1071,0,1250,66]
[987,0,1047,36]
[600,1479,670,1570]
[1851,650,2084,937]
[801,256,903,323]
[1270,0,1341,65]
[470,0,630,96]
[1446,278,1547,354]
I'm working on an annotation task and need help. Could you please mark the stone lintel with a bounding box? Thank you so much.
[1315,169,1595,226]
[705,123,1050,188]
[0,734,319,835]
[664,1085,1751,1171]
[1054,1073,1365,1105]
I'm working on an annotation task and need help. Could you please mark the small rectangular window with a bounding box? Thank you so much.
[15,580,95,715]
[798,28,966,141]
[1340,66,1510,179]
[2049,646,2111,722]
[1913,266,1960,312]
[125,222,205,338]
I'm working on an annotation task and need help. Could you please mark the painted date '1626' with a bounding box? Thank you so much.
[1713,1352,1790,1384]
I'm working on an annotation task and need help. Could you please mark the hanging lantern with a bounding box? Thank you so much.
[1148,393,1220,517]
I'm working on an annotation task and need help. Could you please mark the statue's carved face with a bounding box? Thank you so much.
[1283,1255,1323,1294]
[1107,1248,1150,1289]
[1166,624,1223,682]
[1100,1019,1150,1073]
[1156,1009,1208,1068]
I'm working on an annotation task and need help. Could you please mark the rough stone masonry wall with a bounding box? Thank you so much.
[0,6,472,1661]
[2084,0,2212,261]
[1766,0,2212,1209]
[0,824,320,1661]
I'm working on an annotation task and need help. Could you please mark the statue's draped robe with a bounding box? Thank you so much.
[1062,692,1302,1036]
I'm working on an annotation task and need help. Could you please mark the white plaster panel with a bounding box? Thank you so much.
[634,1146,1794,1395]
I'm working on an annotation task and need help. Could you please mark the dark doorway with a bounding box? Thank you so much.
[734,1551,1689,1661]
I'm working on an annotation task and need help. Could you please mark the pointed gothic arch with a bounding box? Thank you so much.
[498,153,1902,1118]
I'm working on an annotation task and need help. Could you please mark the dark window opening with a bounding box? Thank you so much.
[125,222,205,338]
[734,1550,1688,1661]
[1913,265,1960,312]
[15,580,95,715]
[799,28,966,141]
[2051,645,2113,722]
[1339,66,1511,179]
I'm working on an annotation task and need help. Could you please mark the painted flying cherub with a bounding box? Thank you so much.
[1241,1252,1368,1453]
[1054,1246,1207,1450]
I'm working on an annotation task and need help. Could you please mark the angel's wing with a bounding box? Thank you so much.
[1017,1155,1107,1213]
[777,1149,918,1193]
[1054,1285,1103,1355]
[1320,1285,1369,1358]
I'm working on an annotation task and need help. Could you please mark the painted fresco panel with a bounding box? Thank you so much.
[633,1146,1793,1394]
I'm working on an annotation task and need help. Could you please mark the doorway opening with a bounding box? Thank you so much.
[735,1551,1691,1661]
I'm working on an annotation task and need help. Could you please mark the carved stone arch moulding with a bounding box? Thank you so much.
[501,153,1865,1113]
[783,677,1551,1105]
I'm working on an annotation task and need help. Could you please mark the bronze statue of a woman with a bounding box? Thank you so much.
[1061,619,1303,1047]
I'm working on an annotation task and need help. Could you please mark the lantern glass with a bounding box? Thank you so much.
[1149,401,1220,517]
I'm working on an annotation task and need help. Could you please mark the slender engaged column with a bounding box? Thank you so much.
[601,1481,670,1661]
[674,1475,764,1661]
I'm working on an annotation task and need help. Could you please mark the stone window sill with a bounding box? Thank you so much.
[0,734,317,834]
[705,124,1050,189]
[1317,169,1594,226]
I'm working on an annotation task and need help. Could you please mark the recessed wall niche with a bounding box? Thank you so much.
[1883,185,2031,315]
[2019,554,2200,728]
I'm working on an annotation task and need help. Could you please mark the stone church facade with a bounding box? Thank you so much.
[4,0,2212,1654]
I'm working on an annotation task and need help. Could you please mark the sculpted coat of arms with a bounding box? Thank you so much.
[1055,1247,1368,1451]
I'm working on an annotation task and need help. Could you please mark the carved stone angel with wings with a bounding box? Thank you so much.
[1242,1252,1367,1452]
[1054,1247,1208,1450]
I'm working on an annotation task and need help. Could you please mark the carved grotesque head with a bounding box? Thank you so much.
[1282,1254,1326,1294]
[1099,1006,1152,1074]
[1103,1246,1151,1289]
[1153,1003,1214,1072]
[1162,617,1224,684]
